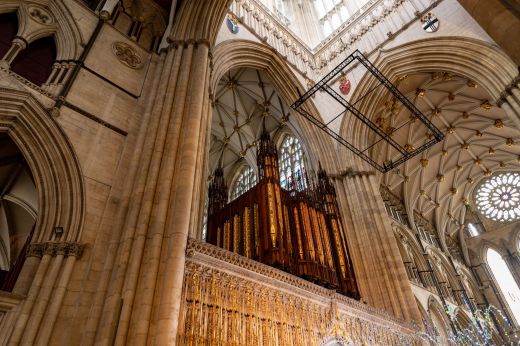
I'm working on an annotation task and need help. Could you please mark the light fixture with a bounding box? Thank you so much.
[291,50,443,173]
[54,226,64,239]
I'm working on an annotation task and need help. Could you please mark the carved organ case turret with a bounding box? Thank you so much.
[206,129,359,299]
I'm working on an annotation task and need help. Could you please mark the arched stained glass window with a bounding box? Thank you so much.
[278,135,307,191]
[467,223,480,237]
[486,248,520,325]
[475,172,520,222]
[230,166,257,201]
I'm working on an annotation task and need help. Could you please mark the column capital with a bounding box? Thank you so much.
[26,241,84,258]
[167,38,211,49]
[11,36,28,50]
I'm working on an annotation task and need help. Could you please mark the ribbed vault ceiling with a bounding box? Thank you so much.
[209,68,305,181]
[208,68,520,240]
[380,72,520,237]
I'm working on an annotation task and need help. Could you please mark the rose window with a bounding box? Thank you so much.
[475,172,520,222]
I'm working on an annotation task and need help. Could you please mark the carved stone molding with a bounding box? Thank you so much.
[231,0,426,78]
[27,242,84,259]
[27,5,54,25]
[185,238,417,331]
[0,66,56,99]
[112,42,143,69]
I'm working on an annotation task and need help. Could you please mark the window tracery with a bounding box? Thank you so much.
[230,166,257,201]
[486,248,520,325]
[278,135,307,191]
[475,172,520,222]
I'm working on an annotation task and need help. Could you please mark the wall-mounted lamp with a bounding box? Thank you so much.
[54,226,64,239]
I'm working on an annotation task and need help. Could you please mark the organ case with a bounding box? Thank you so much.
[207,129,359,299]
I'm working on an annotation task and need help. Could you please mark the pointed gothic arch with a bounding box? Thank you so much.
[229,164,257,201]
[427,295,452,344]
[211,39,336,169]
[485,247,520,325]
[0,88,85,243]
[0,1,84,60]
[10,35,56,85]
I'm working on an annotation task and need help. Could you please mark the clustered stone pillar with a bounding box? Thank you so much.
[0,37,27,68]
[6,242,83,346]
[498,78,520,129]
[90,39,212,346]
[510,251,520,285]
[334,173,422,323]
[81,0,232,343]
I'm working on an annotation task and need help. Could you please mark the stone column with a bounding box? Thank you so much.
[8,249,51,345]
[153,39,211,346]
[334,173,421,323]
[85,2,239,344]
[91,40,212,346]
[99,0,119,20]
[116,42,192,346]
[0,37,27,68]
[505,251,520,290]
[12,254,41,297]
[498,80,520,129]
[7,242,84,345]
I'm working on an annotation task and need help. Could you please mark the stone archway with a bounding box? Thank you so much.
[0,88,84,244]
[211,39,335,164]
[0,87,85,344]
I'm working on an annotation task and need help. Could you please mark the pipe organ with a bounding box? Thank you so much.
[207,129,359,299]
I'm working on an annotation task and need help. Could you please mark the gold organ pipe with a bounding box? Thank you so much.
[310,207,325,265]
[233,214,240,253]
[283,206,292,256]
[223,221,231,251]
[293,207,304,260]
[244,207,251,258]
[319,212,335,269]
[267,183,277,248]
[300,203,315,261]
[253,204,259,258]
[274,184,284,248]
[331,221,347,278]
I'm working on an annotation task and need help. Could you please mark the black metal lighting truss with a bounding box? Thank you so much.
[290,50,444,173]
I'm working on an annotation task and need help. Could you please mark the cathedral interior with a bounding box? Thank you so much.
[0,0,520,345]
